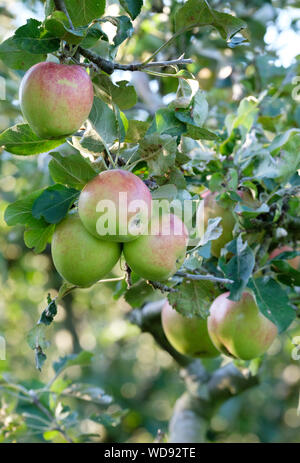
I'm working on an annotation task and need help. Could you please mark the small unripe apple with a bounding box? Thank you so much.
[51,211,121,287]
[269,246,300,270]
[207,291,277,360]
[123,213,188,281]
[161,301,219,358]
[19,62,94,139]
[201,191,235,258]
[78,169,152,242]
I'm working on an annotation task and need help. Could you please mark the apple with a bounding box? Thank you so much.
[161,301,219,358]
[201,190,259,257]
[123,213,188,281]
[207,291,278,360]
[19,62,93,139]
[269,245,300,270]
[51,211,121,287]
[78,169,152,242]
[201,191,235,258]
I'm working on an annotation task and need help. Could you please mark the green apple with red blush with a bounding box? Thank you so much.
[51,211,121,287]
[19,62,94,139]
[78,169,152,242]
[207,290,278,360]
[161,301,219,358]
[123,212,188,281]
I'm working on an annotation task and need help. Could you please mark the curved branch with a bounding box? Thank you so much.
[169,361,259,443]
[128,300,190,367]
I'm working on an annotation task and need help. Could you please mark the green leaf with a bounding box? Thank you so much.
[191,90,209,127]
[24,223,55,253]
[219,236,255,301]
[151,184,178,201]
[27,324,50,351]
[169,76,195,109]
[225,97,259,138]
[175,0,248,42]
[125,120,150,143]
[4,190,46,227]
[0,37,45,70]
[248,278,295,332]
[148,108,186,137]
[138,133,177,176]
[32,184,79,224]
[0,124,65,156]
[124,280,156,308]
[235,202,269,217]
[43,431,60,442]
[168,280,217,318]
[81,24,107,48]
[89,97,118,146]
[94,75,137,110]
[4,190,54,252]
[39,297,58,326]
[62,383,112,405]
[270,251,300,286]
[119,0,143,20]
[64,0,106,27]
[186,125,218,141]
[168,167,186,189]
[45,11,87,44]
[198,217,223,248]
[14,19,60,54]
[91,409,127,427]
[53,351,94,375]
[49,151,97,189]
[103,16,133,46]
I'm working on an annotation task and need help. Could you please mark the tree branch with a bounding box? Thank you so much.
[175,271,234,285]
[128,301,190,367]
[169,361,259,443]
[53,0,193,75]
[147,280,177,293]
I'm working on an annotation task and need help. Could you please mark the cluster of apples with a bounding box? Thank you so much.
[51,169,189,287]
[19,63,188,285]
[162,291,278,361]
[19,62,297,363]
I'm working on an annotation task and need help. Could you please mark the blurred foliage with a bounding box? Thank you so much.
[0,0,299,443]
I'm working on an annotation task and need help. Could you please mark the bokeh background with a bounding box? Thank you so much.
[0,0,300,443]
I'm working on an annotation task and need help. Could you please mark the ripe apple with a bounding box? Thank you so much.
[207,291,278,360]
[123,213,188,281]
[19,62,94,139]
[51,211,121,287]
[269,245,300,270]
[161,301,219,358]
[78,169,152,242]
[201,191,235,258]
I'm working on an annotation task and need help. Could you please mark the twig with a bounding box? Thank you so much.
[147,280,178,293]
[175,271,234,285]
[125,264,132,289]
